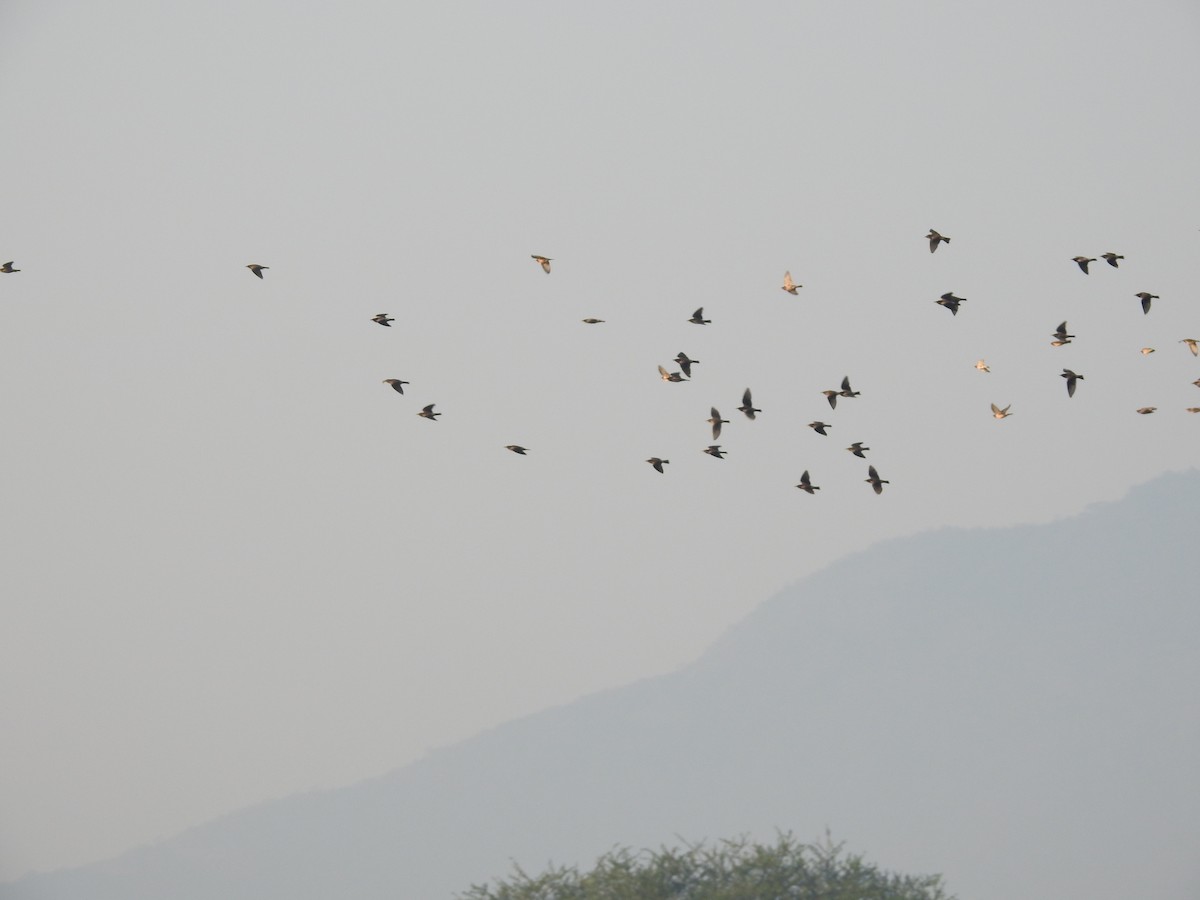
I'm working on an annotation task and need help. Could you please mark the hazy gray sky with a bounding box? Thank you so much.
[1,0,1198,881]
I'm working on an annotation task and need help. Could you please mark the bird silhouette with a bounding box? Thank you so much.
[865,465,889,494]
[926,229,950,253]
[688,307,711,325]
[531,255,552,273]
[937,292,966,315]
[417,404,441,420]
[703,445,727,459]
[246,264,268,279]
[846,442,869,458]
[738,388,760,419]
[1102,252,1124,268]
[581,318,605,324]
[382,378,409,394]
[781,271,801,294]
[674,353,698,378]
[646,457,669,473]
[658,364,686,382]
[0,261,19,273]
[1135,292,1159,315]
[372,313,394,327]
[821,390,839,410]
[796,470,820,493]
[1181,339,1199,357]
[1072,256,1096,274]
[1136,407,1157,415]
[808,421,831,436]
[1061,369,1083,398]
[991,403,1013,420]
[708,408,729,440]
[505,445,528,455]
[839,376,860,399]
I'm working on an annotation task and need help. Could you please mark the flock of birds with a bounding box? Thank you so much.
[7,234,1192,499]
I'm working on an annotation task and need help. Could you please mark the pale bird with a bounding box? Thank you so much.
[708,408,729,440]
[865,465,889,494]
[1181,338,1199,357]
[658,364,686,383]
[246,264,268,278]
[646,457,669,473]
[796,470,820,494]
[781,271,801,294]
[382,378,409,394]
[975,359,990,373]
[1072,256,1096,274]
[1140,347,1156,356]
[417,404,441,420]
[926,229,950,253]
[991,403,1012,420]
[531,255,552,273]
[1187,408,1200,414]
[1135,292,1159,315]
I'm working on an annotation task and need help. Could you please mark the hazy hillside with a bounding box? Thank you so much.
[7,471,1198,900]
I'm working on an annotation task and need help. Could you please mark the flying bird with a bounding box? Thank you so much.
[1061,368,1084,398]
[708,408,729,440]
[926,229,950,253]
[674,353,698,378]
[1102,252,1124,268]
[1181,338,1199,357]
[703,445,727,459]
[372,313,394,327]
[246,264,268,279]
[821,390,839,410]
[1188,408,1200,414]
[839,376,860,399]
[795,470,820,494]
[975,359,990,373]
[865,465,889,494]
[0,261,19,273]
[417,404,441,420]
[1140,347,1156,356]
[1135,292,1159,315]
[846,442,869,458]
[1136,407,1156,415]
[1051,321,1075,346]
[688,307,710,325]
[658,364,686,383]
[531,255,552,273]
[781,271,801,294]
[738,388,760,420]
[505,445,528,455]
[581,318,605,324]
[646,457,669,473]
[1072,256,1096,274]
[807,421,831,436]
[382,378,409,394]
[991,403,1012,420]
[937,292,966,315]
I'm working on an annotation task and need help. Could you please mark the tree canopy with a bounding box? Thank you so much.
[457,833,954,900]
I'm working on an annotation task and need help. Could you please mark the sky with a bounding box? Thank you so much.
[1,0,1198,883]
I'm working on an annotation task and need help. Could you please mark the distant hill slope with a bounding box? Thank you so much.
[7,471,1198,900]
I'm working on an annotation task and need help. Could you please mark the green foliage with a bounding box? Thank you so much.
[457,833,953,900]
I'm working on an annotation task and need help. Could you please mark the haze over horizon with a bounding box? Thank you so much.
[1,0,1197,884]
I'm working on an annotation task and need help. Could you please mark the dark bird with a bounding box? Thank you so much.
[796,470,820,494]
[372,313,394,327]
[703,445,727,459]
[865,465,889,494]
[531,255,552,273]
[1136,407,1156,415]
[708,408,729,440]
[658,364,686,383]
[937,292,966,315]
[646,457,669,473]
[505,445,528,455]
[674,353,698,378]
[846,442,869,458]
[781,271,801,294]
[582,318,605,324]
[1051,321,1075,346]
[246,264,268,278]
[808,421,831,436]
[0,261,19,273]
[1072,256,1096,274]
[417,404,441,420]
[926,229,950,253]
[382,378,409,394]
[1135,292,1159,315]
[1181,338,1199,357]
[839,376,860,399]
[738,388,760,420]
[1193,378,1200,388]
[689,307,711,325]
[1102,252,1124,268]
[821,390,839,410]
[1061,368,1084,398]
